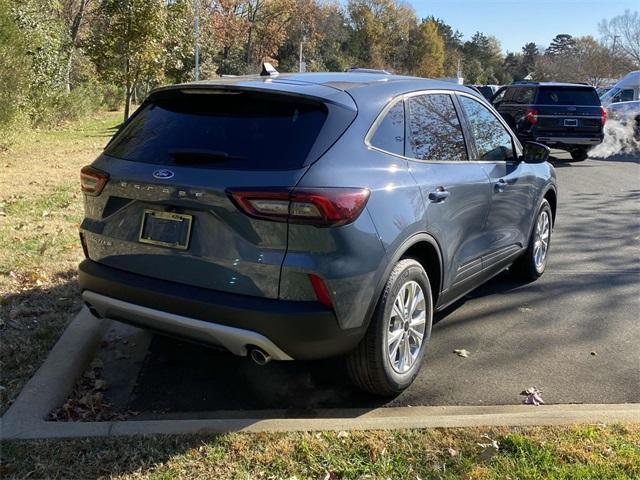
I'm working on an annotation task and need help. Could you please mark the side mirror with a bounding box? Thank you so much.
[522,141,550,164]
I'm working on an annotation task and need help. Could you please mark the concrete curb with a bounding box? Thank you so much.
[1,308,111,438]
[1,309,638,441]
[2,404,639,439]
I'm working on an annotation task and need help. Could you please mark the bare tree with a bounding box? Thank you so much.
[599,10,640,68]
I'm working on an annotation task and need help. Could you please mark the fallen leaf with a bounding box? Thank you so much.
[477,437,499,461]
[453,349,470,358]
[447,447,458,457]
[520,386,545,406]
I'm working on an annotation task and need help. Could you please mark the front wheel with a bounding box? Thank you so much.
[347,258,433,396]
[511,200,552,281]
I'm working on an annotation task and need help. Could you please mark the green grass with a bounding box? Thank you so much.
[0,110,122,414]
[1,425,638,479]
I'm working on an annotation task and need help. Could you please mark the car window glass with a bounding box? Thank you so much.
[492,88,506,105]
[502,87,516,102]
[513,87,535,104]
[370,100,404,155]
[459,95,515,161]
[105,91,328,170]
[536,87,600,105]
[406,94,467,162]
[620,89,634,102]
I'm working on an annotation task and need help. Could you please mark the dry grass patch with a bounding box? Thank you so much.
[0,111,121,414]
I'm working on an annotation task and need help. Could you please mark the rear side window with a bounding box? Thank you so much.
[511,87,535,104]
[370,100,404,155]
[459,96,515,161]
[406,94,467,162]
[536,87,600,106]
[105,91,329,170]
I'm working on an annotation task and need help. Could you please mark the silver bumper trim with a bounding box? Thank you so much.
[535,137,601,145]
[82,290,293,361]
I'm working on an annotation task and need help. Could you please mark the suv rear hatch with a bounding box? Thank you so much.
[532,86,604,139]
[80,84,356,299]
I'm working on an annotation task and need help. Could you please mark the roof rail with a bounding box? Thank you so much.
[345,67,391,75]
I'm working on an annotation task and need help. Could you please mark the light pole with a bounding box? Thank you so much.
[194,0,200,81]
[299,35,306,73]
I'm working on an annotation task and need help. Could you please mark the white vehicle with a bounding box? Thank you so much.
[600,71,639,107]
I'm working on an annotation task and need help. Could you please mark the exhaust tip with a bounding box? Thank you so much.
[249,347,271,366]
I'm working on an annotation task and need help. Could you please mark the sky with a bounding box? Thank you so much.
[411,0,638,53]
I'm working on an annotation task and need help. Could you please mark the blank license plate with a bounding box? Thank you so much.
[563,119,578,127]
[138,210,192,250]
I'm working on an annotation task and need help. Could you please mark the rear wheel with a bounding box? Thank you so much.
[569,148,589,161]
[347,259,433,396]
[511,200,552,281]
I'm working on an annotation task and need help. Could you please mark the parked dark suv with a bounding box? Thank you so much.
[492,82,605,161]
[78,72,557,396]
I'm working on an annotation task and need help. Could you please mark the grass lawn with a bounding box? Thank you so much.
[1,425,638,479]
[0,111,122,414]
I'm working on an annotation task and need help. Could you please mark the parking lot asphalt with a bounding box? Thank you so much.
[100,151,640,416]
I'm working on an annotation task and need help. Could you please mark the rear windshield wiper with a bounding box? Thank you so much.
[169,149,247,164]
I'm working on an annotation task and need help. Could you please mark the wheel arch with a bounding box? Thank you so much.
[542,185,557,226]
[363,233,444,330]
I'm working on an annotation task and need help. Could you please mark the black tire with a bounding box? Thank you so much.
[347,258,433,396]
[569,148,588,161]
[511,199,553,281]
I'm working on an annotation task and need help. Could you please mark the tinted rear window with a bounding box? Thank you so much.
[105,90,328,170]
[536,87,600,106]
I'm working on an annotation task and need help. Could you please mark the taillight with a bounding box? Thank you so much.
[600,106,607,126]
[526,108,538,125]
[228,187,370,227]
[80,166,109,196]
[309,273,333,308]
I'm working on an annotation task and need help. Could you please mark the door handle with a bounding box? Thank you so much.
[428,187,450,203]
[494,178,507,193]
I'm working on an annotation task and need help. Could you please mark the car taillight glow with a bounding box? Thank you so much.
[228,187,370,227]
[526,108,538,125]
[80,166,109,196]
[600,106,607,126]
[309,273,333,308]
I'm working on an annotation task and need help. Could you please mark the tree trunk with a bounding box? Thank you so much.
[124,55,131,121]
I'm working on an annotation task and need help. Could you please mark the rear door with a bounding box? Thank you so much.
[534,86,603,138]
[81,87,356,299]
[403,92,492,301]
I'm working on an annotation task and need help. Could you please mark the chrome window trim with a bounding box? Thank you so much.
[365,89,525,164]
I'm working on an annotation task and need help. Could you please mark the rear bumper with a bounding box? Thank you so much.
[534,136,603,146]
[78,259,365,360]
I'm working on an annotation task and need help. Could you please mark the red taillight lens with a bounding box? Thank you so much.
[228,187,370,227]
[526,108,538,125]
[80,166,109,196]
[600,106,607,126]
[309,273,333,308]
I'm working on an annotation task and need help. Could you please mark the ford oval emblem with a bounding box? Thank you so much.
[153,169,174,179]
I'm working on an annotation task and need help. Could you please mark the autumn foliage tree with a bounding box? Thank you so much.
[412,19,444,78]
[89,0,166,120]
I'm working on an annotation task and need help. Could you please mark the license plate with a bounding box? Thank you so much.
[138,210,192,250]
[563,119,578,127]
